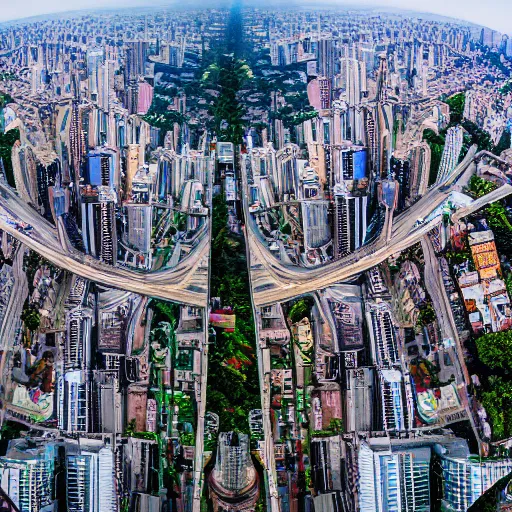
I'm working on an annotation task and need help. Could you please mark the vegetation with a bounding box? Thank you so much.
[179,432,196,447]
[149,299,179,328]
[485,201,512,231]
[0,73,16,82]
[477,44,511,77]
[124,418,158,440]
[271,104,318,130]
[142,99,186,145]
[490,224,512,259]
[505,272,512,298]
[466,175,498,198]
[0,128,19,187]
[424,91,510,183]
[311,418,344,438]
[0,420,28,441]
[445,248,472,265]
[0,92,13,108]
[288,297,314,324]
[475,329,512,440]
[494,129,511,156]
[206,195,260,433]
[499,79,512,95]
[476,330,512,372]
[21,305,41,332]
[461,119,494,152]
[423,129,445,185]
[417,302,436,327]
[480,377,512,440]
[201,57,252,144]
[445,92,465,124]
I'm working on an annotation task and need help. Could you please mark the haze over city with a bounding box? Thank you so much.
[0,0,511,34]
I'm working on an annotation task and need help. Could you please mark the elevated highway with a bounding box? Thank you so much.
[242,146,512,306]
[0,182,209,307]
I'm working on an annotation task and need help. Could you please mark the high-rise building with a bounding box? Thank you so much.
[391,156,410,212]
[358,440,431,512]
[125,41,149,80]
[124,438,159,495]
[209,432,259,510]
[36,159,58,221]
[378,369,407,431]
[318,76,331,110]
[301,201,331,251]
[437,126,463,183]
[212,432,253,492]
[339,57,367,106]
[506,36,512,58]
[124,204,152,267]
[86,48,104,103]
[0,439,56,512]
[436,442,512,511]
[317,39,336,78]
[367,302,399,366]
[58,370,90,433]
[333,194,368,258]
[66,445,116,512]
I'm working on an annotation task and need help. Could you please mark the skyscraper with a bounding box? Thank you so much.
[358,440,431,512]
[67,445,116,512]
[0,439,56,512]
[86,48,104,103]
[333,194,368,258]
[436,441,512,511]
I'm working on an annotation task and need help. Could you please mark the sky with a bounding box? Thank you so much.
[0,0,509,35]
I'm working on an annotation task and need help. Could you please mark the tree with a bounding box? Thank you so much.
[207,193,260,434]
[0,128,19,187]
[467,175,498,199]
[21,306,40,332]
[423,129,445,185]
[150,299,178,327]
[329,418,344,434]
[494,129,511,156]
[288,298,314,323]
[445,92,465,124]
[179,432,195,446]
[480,377,512,440]
[476,330,512,371]
[417,303,436,326]
[484,201,512,231]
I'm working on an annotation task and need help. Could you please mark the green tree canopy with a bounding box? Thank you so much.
[480,377,512,440]
[476,330,512,371]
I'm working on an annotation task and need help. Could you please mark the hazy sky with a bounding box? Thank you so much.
[0,0,510,35]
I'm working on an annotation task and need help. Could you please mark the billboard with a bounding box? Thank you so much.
[209,313,236,330]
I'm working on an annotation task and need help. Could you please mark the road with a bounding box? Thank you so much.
[421,235,484,453]
[0,182,210,307]
[191,168,214,512]
[246,236,281,512]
